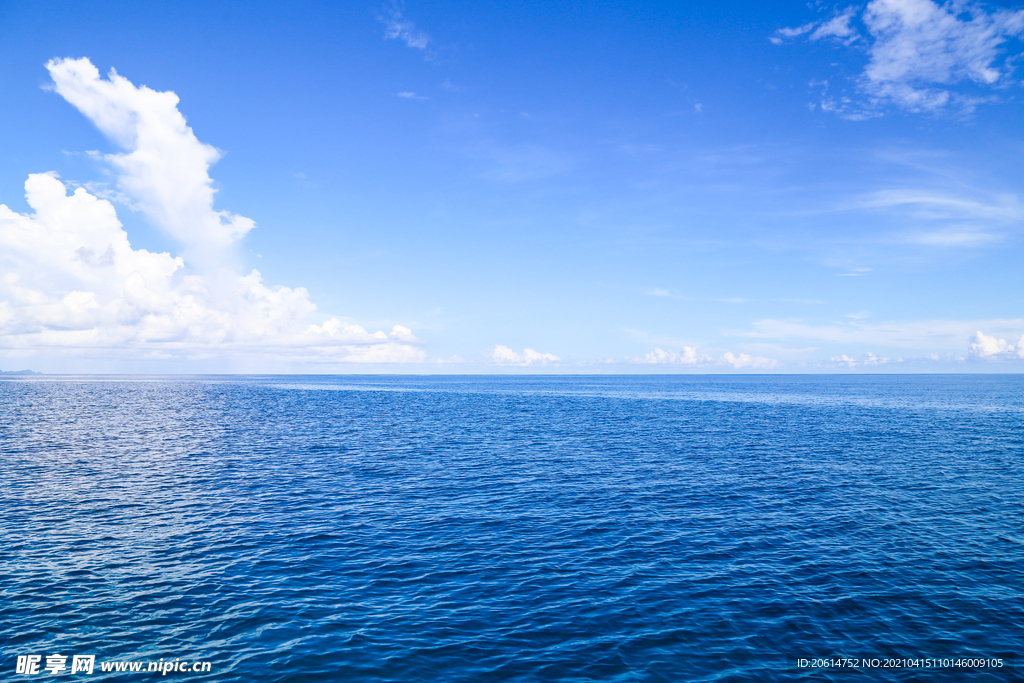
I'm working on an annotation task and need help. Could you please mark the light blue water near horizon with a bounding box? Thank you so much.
[1,375,1022,681]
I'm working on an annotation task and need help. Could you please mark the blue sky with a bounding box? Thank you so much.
[1,0,1023,372]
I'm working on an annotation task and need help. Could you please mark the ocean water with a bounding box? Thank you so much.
[2,374,1022,681]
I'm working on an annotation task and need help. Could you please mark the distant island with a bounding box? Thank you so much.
[0,369,40,375]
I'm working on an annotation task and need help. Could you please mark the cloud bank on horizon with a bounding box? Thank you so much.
[625,347,778,370]
[0,58,423,365]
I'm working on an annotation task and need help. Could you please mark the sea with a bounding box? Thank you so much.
[2,374,1022,681]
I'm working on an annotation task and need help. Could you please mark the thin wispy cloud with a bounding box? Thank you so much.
[848,189,1023,221]
[382,4,431,51]
[775,0,1024,116]
[791,174,1024,250]
[772,6,860,45]
[292,171,319,189]
[397,91,428,100]
[843,188,1023,246]
[903,227,1003,246]
[473,142,575,183]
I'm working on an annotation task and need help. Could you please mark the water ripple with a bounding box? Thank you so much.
[2,375,1022,681]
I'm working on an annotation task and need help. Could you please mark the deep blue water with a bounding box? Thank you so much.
[2,375,1022,681]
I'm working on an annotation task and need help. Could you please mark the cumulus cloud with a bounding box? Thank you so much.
[629,347,711,365]
[775,0,1024,114]
[718,352,779,370]
[968,331,1024,359]
[47,58,253,259]
[0,172,423,363]
[0,59,424,365]
[491,344,561,366]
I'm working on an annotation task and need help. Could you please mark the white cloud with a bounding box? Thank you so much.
[829,351,890,366]
[491,344,561,366]
[843,188,1023,246]
[968,331,1024,360]
[776,22,816,41]
[776,0,1024,114]
[0,59,425,366]
[850,189,1023,222]
[629,346,711,365]
[626,346,777,369]
[396,91,428,100]
[774,8,859,44]
[718,352,779,370]
[382,6,431,50]
[647,288,671,297]
[811,7,861,44]
[863,0,1023,94]
[47,58,253,261]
